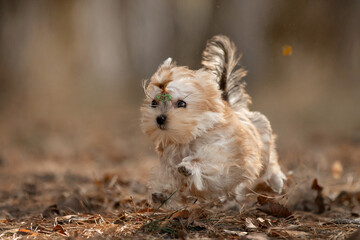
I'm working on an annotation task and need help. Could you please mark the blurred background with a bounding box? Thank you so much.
[0,0,359,169]
[0,1,360,224]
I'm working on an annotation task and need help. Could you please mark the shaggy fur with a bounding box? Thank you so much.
[141,35,286,206]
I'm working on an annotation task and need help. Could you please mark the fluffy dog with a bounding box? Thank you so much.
[141,35,286,206]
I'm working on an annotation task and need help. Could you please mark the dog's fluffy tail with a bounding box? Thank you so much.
[201,35,251,110]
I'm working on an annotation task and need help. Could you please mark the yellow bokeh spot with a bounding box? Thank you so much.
[282,45,293,56]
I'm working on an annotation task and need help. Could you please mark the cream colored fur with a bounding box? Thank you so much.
[141,36,286,207]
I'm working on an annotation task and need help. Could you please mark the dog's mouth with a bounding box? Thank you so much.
[157,124,166,130]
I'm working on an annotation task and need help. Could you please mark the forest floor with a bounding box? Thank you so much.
[0,111,360,239]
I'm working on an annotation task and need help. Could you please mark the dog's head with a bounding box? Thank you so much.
[141,58,225,145]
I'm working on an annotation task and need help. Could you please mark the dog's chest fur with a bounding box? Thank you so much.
[157,118,261,200]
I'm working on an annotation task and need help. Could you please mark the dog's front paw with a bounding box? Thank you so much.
[151,192,168,204]
[268,172,286,194]
[178,165,192,176]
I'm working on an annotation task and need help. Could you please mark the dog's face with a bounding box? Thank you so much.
[141,59,225,145]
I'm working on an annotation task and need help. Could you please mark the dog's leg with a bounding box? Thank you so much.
[178,165,192,176]
[265,148,286,193]
[247,111,286,193]
[177,156,204,191]
[234,183,247,203]
[150,166,177,205]
[177,156,197,176]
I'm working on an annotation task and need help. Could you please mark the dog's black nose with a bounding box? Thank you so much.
[156,114,167,126]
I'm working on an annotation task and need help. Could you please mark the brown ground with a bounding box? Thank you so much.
[0,109,360,239]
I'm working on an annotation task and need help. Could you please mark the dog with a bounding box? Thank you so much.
[141,35,286,206]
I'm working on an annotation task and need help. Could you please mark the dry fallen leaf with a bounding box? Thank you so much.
[258,202,292,218]
[311,178,325,214]
[17,228,38,236]
[170,209,190,220]
[17,228,30,235]
[171,205,207,224]
[336,191,360,206]
[245,217,258,229]
[53,224,67,236]
[332,161,343,179]
[257,196,275,205]
[257,196,292,218]
[42,204,60,218]
[311,178,323,193]
[188,208,207,224]
[247,232,270,240]
[224,229,248,237]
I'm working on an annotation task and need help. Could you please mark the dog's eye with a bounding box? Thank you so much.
[177,100,186,108]
[151,100,158,108]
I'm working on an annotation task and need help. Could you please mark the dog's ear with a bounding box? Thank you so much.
[162,57,173,66]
